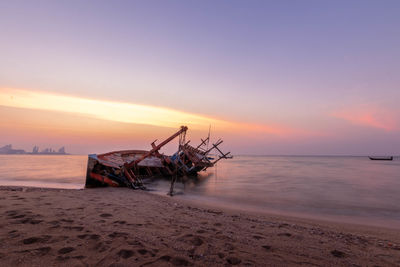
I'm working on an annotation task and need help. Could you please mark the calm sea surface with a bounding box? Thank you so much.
[1,155,399,228]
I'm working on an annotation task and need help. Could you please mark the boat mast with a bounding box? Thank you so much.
[126,126,188,168]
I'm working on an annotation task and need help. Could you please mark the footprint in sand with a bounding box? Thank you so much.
[12,214,26,219]
[50,236,69,243]
[224,243,235,251]
[262,245,272,251]
[90,234,100,240]
[56,255,70,261]
[8,230,20,238]
[137,249,148,255]
[171,257,190,266]
[63,226,84,231]
[118,249,135,259]
[127,240,143,246]
[77,234,100,240]
[5,210,20,217]
[191,236,204,246]
[48,220,59,225]
[31,247,52,256]
[154,255,191,266]
[226,256,241,265]
[22,236,51,245]
[159,255,171,261]
[58,247,75,254]
[331,249,346,258]
[93,241,109,252]
[60,219,74,223]
[108,232,128,238]
[16,246,52,256]
[278,232,292,237]
[19,218,43,225]
[178,234,204,246]
[73,255,86,260]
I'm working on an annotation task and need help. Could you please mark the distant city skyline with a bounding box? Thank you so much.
[1,1,399,155]
[0,144,67,155]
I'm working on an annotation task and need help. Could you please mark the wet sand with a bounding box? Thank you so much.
[1,186,400,266]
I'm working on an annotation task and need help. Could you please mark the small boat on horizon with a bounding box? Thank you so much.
[368,156,393,161]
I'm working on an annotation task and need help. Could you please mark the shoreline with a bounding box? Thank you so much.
[1,186,400,266]
[5,184,400,230]
[169,192,400,231]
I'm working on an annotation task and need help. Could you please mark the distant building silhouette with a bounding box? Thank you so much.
[41,148,51,154]
[0,144,68,155]
[0,144,26,154]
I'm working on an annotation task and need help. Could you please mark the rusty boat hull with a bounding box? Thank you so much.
[85,150,168,189]
[85,126,232,192]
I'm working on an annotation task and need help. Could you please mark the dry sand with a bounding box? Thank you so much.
[1,186,400,266]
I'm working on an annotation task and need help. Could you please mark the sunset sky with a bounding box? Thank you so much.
[1,1,399,155]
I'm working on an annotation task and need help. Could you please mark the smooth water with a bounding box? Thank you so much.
[0,155,87,189]
[1,155,399,228]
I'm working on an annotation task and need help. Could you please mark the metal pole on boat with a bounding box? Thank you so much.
[125,126,188,169]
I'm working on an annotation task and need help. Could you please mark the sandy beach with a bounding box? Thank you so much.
[1,186,400,267]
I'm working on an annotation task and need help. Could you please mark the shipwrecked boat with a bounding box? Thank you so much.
[85,126,231,194]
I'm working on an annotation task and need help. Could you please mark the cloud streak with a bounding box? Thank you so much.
[0,88,295,136]
[0,88,224,130]
[331,105,399,132]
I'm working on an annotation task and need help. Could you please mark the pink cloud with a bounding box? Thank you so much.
[331,105,399,132]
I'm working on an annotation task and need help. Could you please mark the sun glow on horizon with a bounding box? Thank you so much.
[0,88,291,136]
[0,88,223,130]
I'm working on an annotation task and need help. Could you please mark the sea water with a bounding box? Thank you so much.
[0,155,87,189]
[1,155,399,228]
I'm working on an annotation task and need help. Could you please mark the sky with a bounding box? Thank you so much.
[0,0,399,155]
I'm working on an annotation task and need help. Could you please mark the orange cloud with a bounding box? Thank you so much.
[331,105,398,132]
[0,88,221,130]
[0,88,297,138]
